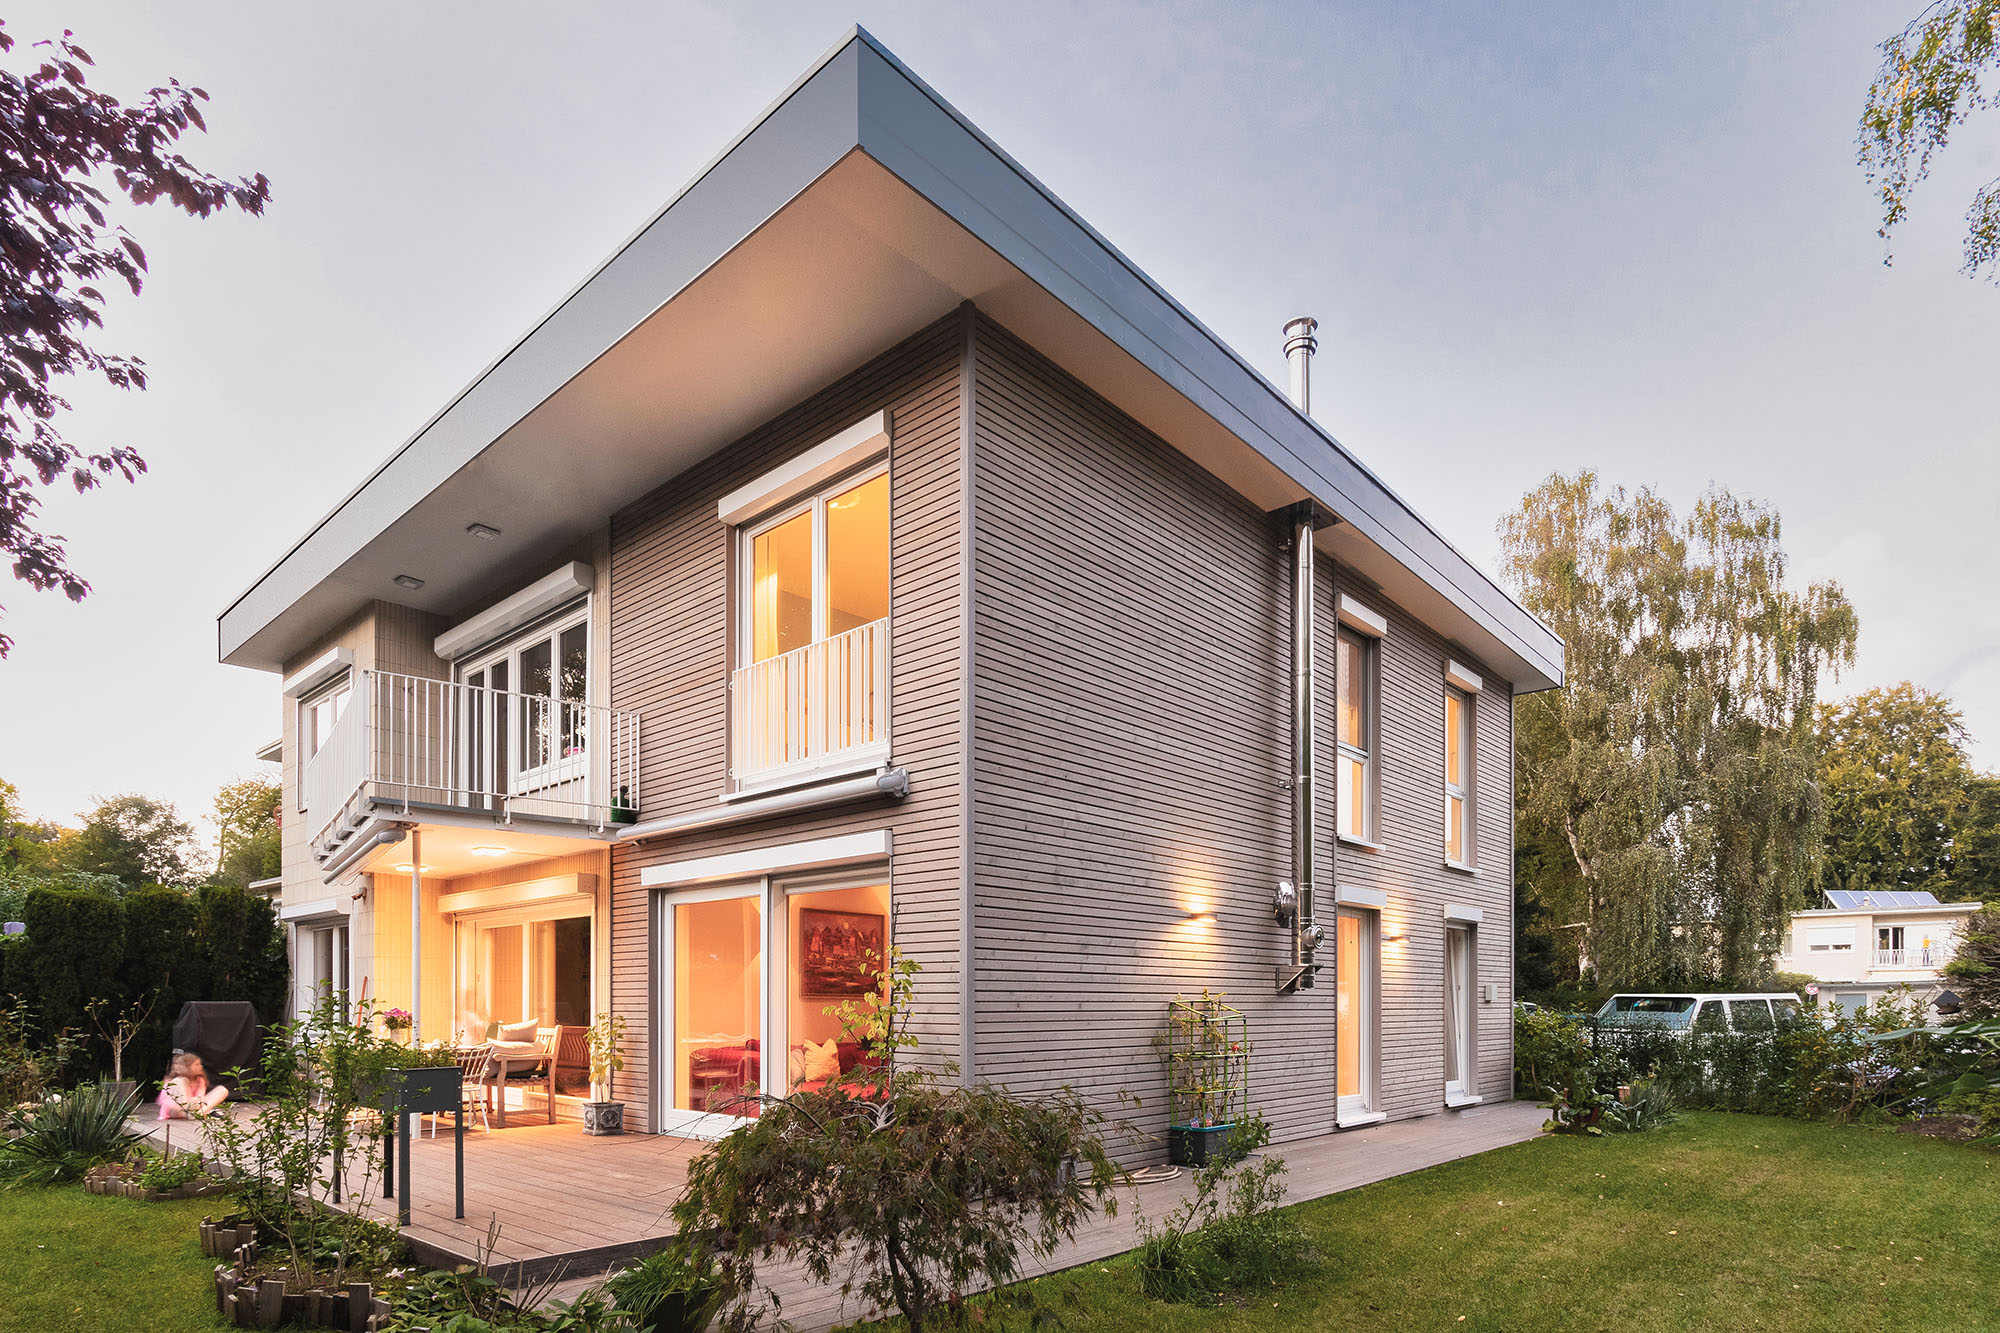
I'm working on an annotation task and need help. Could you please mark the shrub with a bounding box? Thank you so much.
[135,1146,207,1192]
[1135,1116,1308,1304]
[672,951,1119,1332]
[0,997,74,1107]
[1513,1006,1592,1099]
[0,1082,143,1186]
[604,1240,723,1333]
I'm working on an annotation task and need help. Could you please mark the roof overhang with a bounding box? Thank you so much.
[219,28,1563,692]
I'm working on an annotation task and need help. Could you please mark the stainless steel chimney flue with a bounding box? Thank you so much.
[1282,316,1318,414]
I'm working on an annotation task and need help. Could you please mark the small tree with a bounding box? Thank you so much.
[84,988,156,1083]
[586,1010,626,1103]
[673,952,1119,1331]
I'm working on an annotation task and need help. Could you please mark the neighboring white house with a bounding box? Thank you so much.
[1776,889,1979,1016]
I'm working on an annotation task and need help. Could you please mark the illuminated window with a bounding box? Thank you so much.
[1336,628,1376,842]
[1444,686,1473,865]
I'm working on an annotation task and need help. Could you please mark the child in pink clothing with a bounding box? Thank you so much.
[157,1051,228,1119]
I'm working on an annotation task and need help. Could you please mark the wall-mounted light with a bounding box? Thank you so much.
[466,522,501,541]
[393,574,425,590]
[1382,926,1408,944]
[1184,910,1218,925]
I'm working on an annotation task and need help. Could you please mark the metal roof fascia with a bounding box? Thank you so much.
[845,34,1563,687]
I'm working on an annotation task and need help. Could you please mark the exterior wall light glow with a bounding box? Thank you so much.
[1382,927,1408,943]
[393,574,425,590]
[1184,910,1218,925]
[466,522,501,540]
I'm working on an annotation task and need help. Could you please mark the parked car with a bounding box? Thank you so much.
[1593,992,1803,1036]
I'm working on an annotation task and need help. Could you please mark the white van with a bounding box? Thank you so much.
[1594,992,1803,1035]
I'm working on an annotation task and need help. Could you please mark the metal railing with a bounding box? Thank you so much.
[730,618,888,781]
[1873,946,1950,970]
[302,669,640,858]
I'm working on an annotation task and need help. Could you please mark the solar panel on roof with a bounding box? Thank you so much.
[1825,889,1940,909]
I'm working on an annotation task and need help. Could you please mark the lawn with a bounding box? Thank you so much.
[1014,1111,2000,1333]
[0,1187,228,1333]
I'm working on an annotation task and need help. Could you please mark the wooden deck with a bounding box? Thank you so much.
[145,1098,1547,1323]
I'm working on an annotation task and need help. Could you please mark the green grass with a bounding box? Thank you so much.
[0,1187,228,1332]
[1011,1112,2000,1332]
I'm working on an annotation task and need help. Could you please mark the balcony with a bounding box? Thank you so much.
[302,669,640,866]
[729,618,888,789]
[1872,946,1952,971]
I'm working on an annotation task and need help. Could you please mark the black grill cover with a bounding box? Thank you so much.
[171,1001,261,1091]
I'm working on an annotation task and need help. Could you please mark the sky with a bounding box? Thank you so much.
[3,1,1998,845]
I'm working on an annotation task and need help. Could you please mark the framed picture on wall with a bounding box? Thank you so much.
[798,908,886,998]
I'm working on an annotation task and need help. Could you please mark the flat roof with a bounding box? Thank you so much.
[219,29,1563,691]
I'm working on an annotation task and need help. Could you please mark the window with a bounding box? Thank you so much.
[1335,909,1379,1121]
[1693,1001,1728,1034]
[1336,628,1376,843]
[458,607,589,794]
[297,679,351,810]
[1444,686,1473,865]
[1729,999,1775,1032]
[733,464,890,782]
[1443,924,1478,1103]
[1804,925,1854,952]
[304,923,349,1018]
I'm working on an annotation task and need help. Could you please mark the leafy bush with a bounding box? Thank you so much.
[672,951,1119,1332]
[0,1082,142,1186]
[1136,1116,1308,1303]
[1513,1006,1592,1099]
[135,1146,207,1191]
[1603,1078,1678,1133]
[604,1240,723,1333]
[0,997,74,1107]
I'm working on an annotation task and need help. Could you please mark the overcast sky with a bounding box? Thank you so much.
[4,1,1997,844]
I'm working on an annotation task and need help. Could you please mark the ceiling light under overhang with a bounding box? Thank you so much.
[393,574,425,590]
[466,523,501,541]
[391,863,435,873]
[468,846,512,857]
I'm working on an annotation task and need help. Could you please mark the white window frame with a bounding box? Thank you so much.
[655,863,891,1139]
[450,898,598,1039]
[1443,684,1475,870]
[1444,922,1480,1106]
[455,602,591,796]
[731,458,892,789]
[296,677,352,812]
[1336,624,1381,848]
[1335,907,1383,1127]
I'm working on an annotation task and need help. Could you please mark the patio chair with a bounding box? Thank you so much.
[552,1024,590,1097]
[425,1047,491,1138]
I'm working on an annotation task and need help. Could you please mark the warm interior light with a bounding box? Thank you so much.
[468,846,511,857]
[392,863,435,873]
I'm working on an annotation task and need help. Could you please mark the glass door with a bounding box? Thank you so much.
[780,881,890,1093]
[664,887,765,1135]
[1336,909,1378,1122]
[1444,924,1476,1103]
[452,908,594,1041]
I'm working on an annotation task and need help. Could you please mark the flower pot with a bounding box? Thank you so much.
[611,805,639,826]
[583,1100,625,1135]
[1167,1123,1236,1167]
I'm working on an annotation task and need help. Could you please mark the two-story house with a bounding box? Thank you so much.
[217,30,1563,1148]
[1777,889,1978,1017]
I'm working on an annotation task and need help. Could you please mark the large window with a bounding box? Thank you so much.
[734,466,890,782]
[1336,628,1376,843]
[661,875,890,1135]
[297,679,351,810]
[1444,686,1473,866]
[454,906,594,1044]
[458,607,589,794]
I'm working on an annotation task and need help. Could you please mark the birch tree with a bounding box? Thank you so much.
[1501,473,1858,987]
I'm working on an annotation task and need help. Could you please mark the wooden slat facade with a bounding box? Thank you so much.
[597,306,1517,1148]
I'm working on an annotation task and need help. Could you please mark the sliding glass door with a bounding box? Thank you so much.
[453,907,594,1040]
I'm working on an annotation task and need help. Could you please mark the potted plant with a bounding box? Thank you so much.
[605,1239,724,1333]
[1158,991,1250,1166]
[610,784,640,826]
[584,1011,628,1135]
[85,990,158,1105]
[381,1007,413,1042]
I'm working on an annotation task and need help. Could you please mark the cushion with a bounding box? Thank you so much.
[803,1038,841,1084]
[498,1019,539,1043]
[486,1040,544,1058]
[787,1045,807,1086]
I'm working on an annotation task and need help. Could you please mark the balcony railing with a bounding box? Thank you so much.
[302,669,640,863]
[730,618,888,784]
[1873,946,1951,970]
